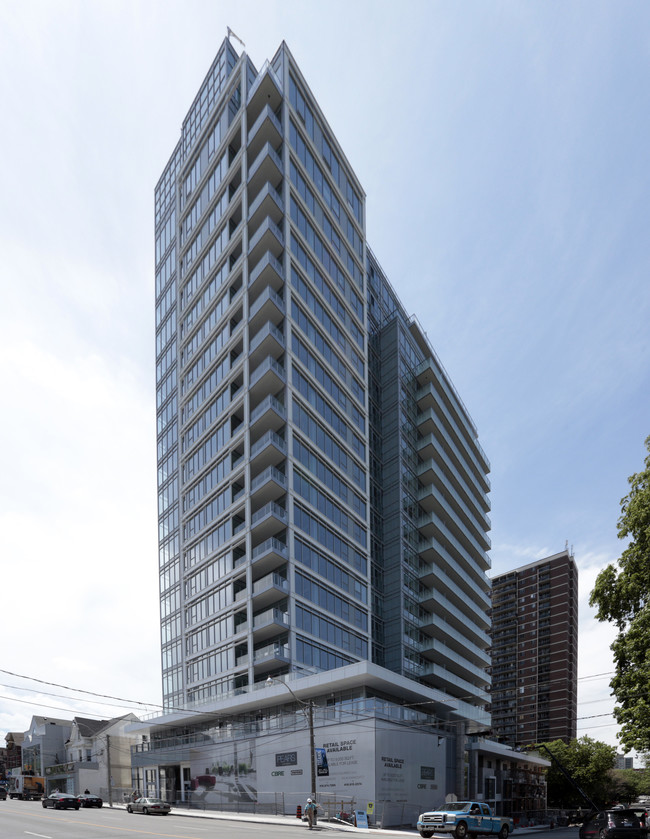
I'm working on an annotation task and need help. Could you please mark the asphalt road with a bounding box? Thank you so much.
[0,799,583,839]
[0,798,311,839]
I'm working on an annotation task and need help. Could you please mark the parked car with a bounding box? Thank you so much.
[579,809,646,839]
[417,802,513,839]
[42,793,80,810]
[78,793,103,808]
[0,787,7,801]
[126,797,171,815]
[630,809,648,826]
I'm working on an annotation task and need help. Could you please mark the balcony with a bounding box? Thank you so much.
[248,321,285,369]
[248,215,284,266]
[420,662,490,704]
[419,615,491,668]
[418,457,491,528]
[250,500,287,541]
[418,539,491,613]
[248,355,286,401]
[247,60,283,123]
[251,571,289,609]
[417,488,490,553]
[233,619,248,636]
[247,103,282,161]
[250,465,287,506]
[414,356,490,474]
[247,142,283,198]
[249,393,286,436]
[416,390,490,492]
[421,638,491,686]
[419,586,491,649]
[250,429,287,470]
[248,250,284,296]
[252,639,291,674]
[249,285,285,332]
[251,536,288,575]
[248,181,283,230]
[417,507,491,571]
[252,606,289,642]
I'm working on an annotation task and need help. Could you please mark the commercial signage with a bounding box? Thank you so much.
[45,762,74,775]
[355,810,369,828]
[315,747,329,776]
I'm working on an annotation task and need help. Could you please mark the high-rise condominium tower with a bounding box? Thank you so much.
[489,549,579,747]
[154,35,492,742]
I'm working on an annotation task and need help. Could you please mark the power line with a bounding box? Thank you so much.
[0,693,114,719]
[0,668,159,710]
[0,664,624,741]
[0,681,149,711]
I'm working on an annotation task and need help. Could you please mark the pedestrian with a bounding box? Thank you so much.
[305,797,318,829]
[84,788,90,795]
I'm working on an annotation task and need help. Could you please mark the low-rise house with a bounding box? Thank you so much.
[21,716,72,782]
[47,714,141,800]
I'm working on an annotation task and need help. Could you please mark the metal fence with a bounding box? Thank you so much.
[105,787,357,820]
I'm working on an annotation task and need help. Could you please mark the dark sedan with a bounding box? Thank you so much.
[126,796,171,815]
[0,787,7,801]
[579,810,646,839]
[42,792,80,810]
[78,793,103,808]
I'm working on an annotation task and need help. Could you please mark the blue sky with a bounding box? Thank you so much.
[0,0,648,756]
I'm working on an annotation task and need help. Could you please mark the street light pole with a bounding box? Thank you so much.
[308,699,316,799]
[267,676,316,798]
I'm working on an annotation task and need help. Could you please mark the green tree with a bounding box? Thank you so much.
[537,737,616,808]
[590,436,650,754]
[609,768,645,804]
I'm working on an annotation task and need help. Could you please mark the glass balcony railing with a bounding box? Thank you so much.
[250,429,286,459]
[252,571,288,596]
[247,103,282,148]
[248,250,284,289]
[251,500,287,527]
[251,465,286,493]
[250,394,285,425]
[247,142,283,185]
[249,285,284,321]
[249,321,285,355]
[251,536,287,562]
[248,215,284,254]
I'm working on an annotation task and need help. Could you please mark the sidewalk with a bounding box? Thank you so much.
[109,802,560,836]
[110,801,415,834]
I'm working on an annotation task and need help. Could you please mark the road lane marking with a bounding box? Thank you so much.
[25,833,52,838]
[12,809,264,838]
[28,812,240,837]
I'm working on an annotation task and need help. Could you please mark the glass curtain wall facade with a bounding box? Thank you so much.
[367,255,492,716]
[155,38,492,722]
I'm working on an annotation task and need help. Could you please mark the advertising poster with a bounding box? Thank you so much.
[189,736,258,805]
[184,716,445,812]
[375,722,445,809]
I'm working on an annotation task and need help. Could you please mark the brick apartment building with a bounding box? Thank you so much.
[489,549,578,747]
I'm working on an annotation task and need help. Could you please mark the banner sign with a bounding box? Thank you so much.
[315,747,329,776]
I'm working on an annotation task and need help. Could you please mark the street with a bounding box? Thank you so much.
[0,798,306,839]
[0,799,582,839]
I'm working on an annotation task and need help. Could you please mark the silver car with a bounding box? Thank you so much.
[126,797,171,815]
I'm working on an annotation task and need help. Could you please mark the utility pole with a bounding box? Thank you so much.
[267,677,317,799]
[308,700,316,798]
[106,735,113,807]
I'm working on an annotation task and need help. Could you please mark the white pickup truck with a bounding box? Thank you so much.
[417,801,514,839]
